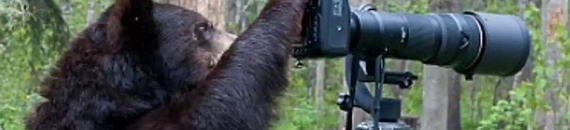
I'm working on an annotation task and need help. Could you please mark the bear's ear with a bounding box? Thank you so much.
[106,0,156,52]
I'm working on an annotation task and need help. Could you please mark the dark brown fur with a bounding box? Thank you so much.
[25,0,308,130]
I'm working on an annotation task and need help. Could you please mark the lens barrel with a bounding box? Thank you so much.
[350,9,530,76]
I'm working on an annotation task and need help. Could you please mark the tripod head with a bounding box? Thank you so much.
[337,54,417,130]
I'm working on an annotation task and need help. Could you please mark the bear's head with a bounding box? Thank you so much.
[151,4,236,88]
[81,0,235,90]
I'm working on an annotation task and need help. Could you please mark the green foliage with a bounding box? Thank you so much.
[271,68,318,130]
[0,0,91,129]
[1,2,36,130]
[478,2,570,129]
[477,86,534,130]
[271,59,344,130]
[376,0,429,13]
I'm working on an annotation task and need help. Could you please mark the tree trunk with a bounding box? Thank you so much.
[468,79,477,122]
[539,0,568,129]
[492,79,502,105]
[565,1,569,127]
[86,0,96,24]
[227,0,251,34]
[169,0,227,29]
[421,0,461,130]
[306,60,315,99]
[236,0,251,32]
[542,0,568,129]
[315,59,326,122]
[60,0,70,14]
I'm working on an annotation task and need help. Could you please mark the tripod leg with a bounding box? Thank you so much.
[372,55,385,130]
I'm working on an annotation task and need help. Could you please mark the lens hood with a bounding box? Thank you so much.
[460,12,531,76]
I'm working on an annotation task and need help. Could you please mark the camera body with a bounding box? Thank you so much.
[295,0,351,58]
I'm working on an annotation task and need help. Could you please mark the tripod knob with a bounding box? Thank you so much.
[336,93,352,111]
[384,72,418,89]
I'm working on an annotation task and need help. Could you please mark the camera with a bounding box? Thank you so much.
[294,0,531,129]
[294,0,531,77]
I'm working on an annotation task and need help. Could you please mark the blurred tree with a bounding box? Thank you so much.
[169,0,227,29]
[86,0,95,24]
[314,59,325,124]
[228,0,251,33]
[538,0,568,129]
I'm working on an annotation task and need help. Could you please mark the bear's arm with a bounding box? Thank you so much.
[129,0,307,129]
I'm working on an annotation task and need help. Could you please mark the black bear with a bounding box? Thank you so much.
[25,0,308,129]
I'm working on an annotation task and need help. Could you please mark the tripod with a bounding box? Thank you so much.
[337,54,418,130]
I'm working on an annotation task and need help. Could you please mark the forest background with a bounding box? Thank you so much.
[0,0,569,130]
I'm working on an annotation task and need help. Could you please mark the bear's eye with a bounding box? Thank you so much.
[194,22,214,42]
[196,22,213,32]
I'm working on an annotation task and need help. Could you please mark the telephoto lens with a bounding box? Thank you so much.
[350,6,530,77]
